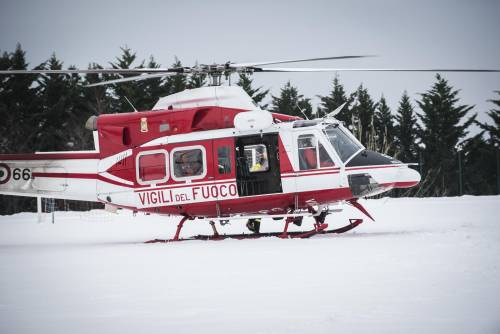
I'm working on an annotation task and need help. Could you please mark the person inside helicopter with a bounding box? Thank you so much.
[175,151,203,177]
[250,153,267,172]
[182,160,202,176]
[249,146,269,172]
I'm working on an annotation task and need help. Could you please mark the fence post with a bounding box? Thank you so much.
[496,146,500,195]
[37,196,42,223]
[456,144,463,196]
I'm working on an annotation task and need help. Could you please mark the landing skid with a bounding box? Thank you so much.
[145,219,363,243]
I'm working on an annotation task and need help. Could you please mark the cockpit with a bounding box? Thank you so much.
[288,118,419,198]
[292,120,364,168]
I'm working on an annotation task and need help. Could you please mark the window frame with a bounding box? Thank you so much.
[170,145,207,182]
[135,149,169,186]
[318,140,336,168]
[297,133,337,170]
[297,134,319,170]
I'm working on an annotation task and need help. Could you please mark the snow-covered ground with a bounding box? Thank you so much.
[0,196,499,334]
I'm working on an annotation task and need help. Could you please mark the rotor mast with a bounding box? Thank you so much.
[198,62,252,86]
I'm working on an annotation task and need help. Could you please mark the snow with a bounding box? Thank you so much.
[0,196,499,334]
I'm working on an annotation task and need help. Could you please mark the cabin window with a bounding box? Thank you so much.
[298,134,335,170]
[171,146,207,181]
[136,150,168,185]
[244,144,269,173]
[217,146,232,174]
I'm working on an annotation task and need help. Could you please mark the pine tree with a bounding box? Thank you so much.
[349,84,376,147]
[271,81,313,119]
[164,57,186,95]
[0,44,41,152]
[82,63,114,115]
[237,74,269,109]
[374,95,395,154]
[36,54,88,151]
[417,74,476,196]
[394,91,418,163]
[0,44,41,214]
[109,47,152,112]
[478,91,500,146]
[472,91,500,195]
[187,74,207,89]
[141,56,169,108]
[317,75,352,123]
[460,134,496,195]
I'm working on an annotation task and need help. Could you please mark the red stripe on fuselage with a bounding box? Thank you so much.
[32,172,95,179]
[282,170,340,178]
[31,165,408,191]
[380,181,419,189]
[346,165,400,171]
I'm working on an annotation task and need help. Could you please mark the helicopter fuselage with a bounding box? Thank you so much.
[0,110,420,219]
[0,86,420,220]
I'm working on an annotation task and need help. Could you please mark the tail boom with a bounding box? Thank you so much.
[0,152,99,201]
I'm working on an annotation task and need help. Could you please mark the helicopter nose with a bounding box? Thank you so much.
[393,166,421,188]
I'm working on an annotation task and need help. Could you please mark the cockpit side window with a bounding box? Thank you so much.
[298,134,336,170]
[319,142,335,167]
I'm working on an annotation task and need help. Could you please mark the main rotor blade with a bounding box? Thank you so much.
[229,55,376,68]
[254,67,500,73]
[85,72,181,87]
[0,68,178,75]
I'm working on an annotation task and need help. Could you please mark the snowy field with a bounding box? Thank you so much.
[0,196,499,334]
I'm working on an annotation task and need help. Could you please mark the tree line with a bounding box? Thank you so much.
[1,45,499,214]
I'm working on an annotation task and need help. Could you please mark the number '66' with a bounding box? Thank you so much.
[13,168,31,181]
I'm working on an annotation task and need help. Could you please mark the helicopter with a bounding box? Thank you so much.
[0,55,498,242]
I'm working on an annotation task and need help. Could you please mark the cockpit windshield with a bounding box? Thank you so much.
[323,124,363,162]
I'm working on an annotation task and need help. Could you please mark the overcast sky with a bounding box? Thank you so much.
[1,0,499,132]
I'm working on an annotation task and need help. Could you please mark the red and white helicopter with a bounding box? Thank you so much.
[0,56,497,241]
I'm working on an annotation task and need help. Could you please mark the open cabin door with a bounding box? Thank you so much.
[235,133,282,197]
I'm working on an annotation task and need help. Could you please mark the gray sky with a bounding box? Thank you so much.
[1,0,499,134]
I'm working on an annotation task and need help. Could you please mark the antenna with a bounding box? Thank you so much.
[124,96,138,112]
[295,102,309,120]
[325,102,347,118]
